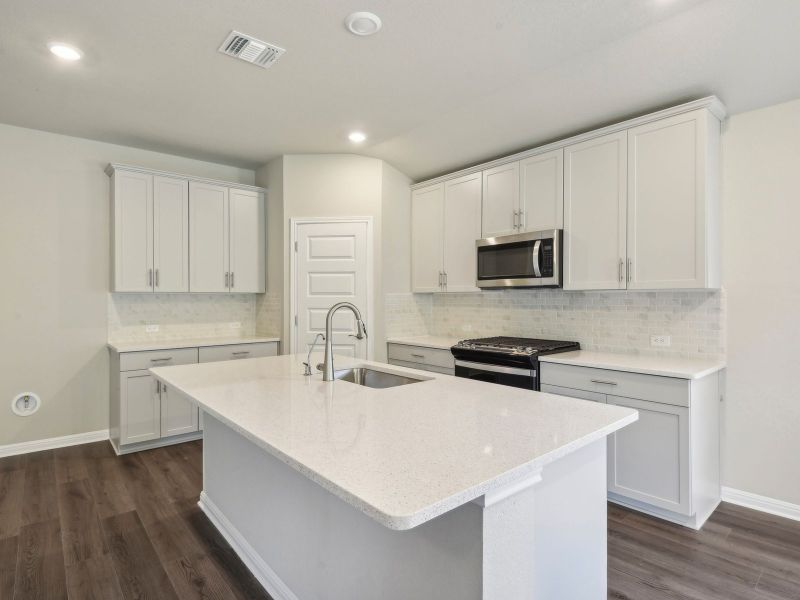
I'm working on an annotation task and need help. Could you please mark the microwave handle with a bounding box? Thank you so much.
[532,240,542,277]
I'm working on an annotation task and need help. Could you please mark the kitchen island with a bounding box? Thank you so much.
[151,354,637,600]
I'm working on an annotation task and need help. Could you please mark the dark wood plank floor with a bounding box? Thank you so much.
[2,441,800,599]
[0,441,271,600]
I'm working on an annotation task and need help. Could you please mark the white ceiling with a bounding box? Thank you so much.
[1,0,799,181]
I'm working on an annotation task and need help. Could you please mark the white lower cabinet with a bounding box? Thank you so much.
[387,343,455,375]
[159,380,199,437]
[606,395,690,515]
[121,371,161,445]
[541,363,720,529]
[110,339,279,453]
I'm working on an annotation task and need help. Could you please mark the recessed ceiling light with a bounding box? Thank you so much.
[48,43,82,61]
[345,12,382,36]
[348,131,367,143]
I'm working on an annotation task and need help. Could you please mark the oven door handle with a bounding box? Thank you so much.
[455,360,534,377]
[532,239,542,278]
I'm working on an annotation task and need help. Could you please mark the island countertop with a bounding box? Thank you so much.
[151,354,637,530]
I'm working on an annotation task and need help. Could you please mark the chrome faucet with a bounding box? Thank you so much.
[318,302,367,381]
[303,333,325,376]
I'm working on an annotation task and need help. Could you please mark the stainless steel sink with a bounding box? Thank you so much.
[333,367,426,389]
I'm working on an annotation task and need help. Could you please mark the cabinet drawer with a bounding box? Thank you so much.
[119,347,198,372]
[540,384,606,403]
[199,342,278,363]
[388,359,454,376]
[387,343,455,369]
[540,362,689,407]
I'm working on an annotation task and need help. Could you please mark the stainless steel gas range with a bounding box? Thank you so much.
[450,336,580,391]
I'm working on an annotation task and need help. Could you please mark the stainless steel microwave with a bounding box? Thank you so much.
[476,229,562,288]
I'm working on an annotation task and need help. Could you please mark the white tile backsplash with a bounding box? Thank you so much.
[386,289,725,359]
[108,293,258,343]
[256,292,282,337]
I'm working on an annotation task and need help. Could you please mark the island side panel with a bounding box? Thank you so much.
[200,414,483,600]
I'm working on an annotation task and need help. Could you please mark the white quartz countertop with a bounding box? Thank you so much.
[151,353,637,530]
[539,350,725,380]
[107,336,280,353]
[386,335,461,350]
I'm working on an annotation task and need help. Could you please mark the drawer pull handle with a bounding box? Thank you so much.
[232,351,250,356]
[590,379,617,386]
[410,353,426,358]
[150,357,173,363]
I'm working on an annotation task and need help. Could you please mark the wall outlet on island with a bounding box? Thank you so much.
[229,321,242,330]
[650,334,671,347]
[145,323,160,333]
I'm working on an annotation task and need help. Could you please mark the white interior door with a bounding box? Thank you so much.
[189,182,229,292]
[295,221,369,360]
[153,176,189,292]
[229,189,266,293]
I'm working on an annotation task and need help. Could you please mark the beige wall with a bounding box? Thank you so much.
[721,98,800,505]
[260,154,411,362]
[0,123,253,446]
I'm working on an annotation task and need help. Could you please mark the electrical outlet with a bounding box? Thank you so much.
[229,321,242,330]
[145,324,159,333]
[650,334,671,347]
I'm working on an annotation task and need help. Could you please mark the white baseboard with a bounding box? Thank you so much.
[0,429,109,458]
[722,486,800,522]
[198,491,299,600]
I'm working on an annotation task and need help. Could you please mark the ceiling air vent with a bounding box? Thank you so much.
[218,30,285,69]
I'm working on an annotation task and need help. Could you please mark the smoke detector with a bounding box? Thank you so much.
[345,12,382,36]
[218,31,286,69]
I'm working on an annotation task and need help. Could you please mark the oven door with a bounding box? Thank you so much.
[454,360,536,390]
[476,229,561,288]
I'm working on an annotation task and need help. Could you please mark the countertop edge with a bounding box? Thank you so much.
[107,337,281,353]
[539,353,726,380]
[386,337,459,351]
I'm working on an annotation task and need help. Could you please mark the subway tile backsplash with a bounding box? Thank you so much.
[108,293,258,343]
[386,289,725,359]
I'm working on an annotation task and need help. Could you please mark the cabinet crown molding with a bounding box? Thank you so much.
[411,95,726,190]
[105,163,267,194]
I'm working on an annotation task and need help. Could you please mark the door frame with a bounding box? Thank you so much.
[289,217,375,359]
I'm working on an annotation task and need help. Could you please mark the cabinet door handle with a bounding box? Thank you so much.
[618,259,624,283]
[150,357,173,363]
[438,272,442,287]
[156,380,161,394]
[519,210,526,231]
[232,351,250,357]
[225,272,229,288]
[590,379,618,386]
[155,269,159,288]
[231,272,234,288]
[410,353,426,359]
[627,259,632,283]
[513,210,519,229]
[148,268,153,287]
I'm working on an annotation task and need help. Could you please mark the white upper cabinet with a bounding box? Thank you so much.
[109,165,266,295]
[519,149,563,232]
[229,188,266,293]
[481,162,519,238]
[190,182,229,293]
[564,131,628,290]
[443,173,482,292]
[627,109,719,289]
[153,176,189,292]
[411,184,444,293]
[112,170,153,292]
